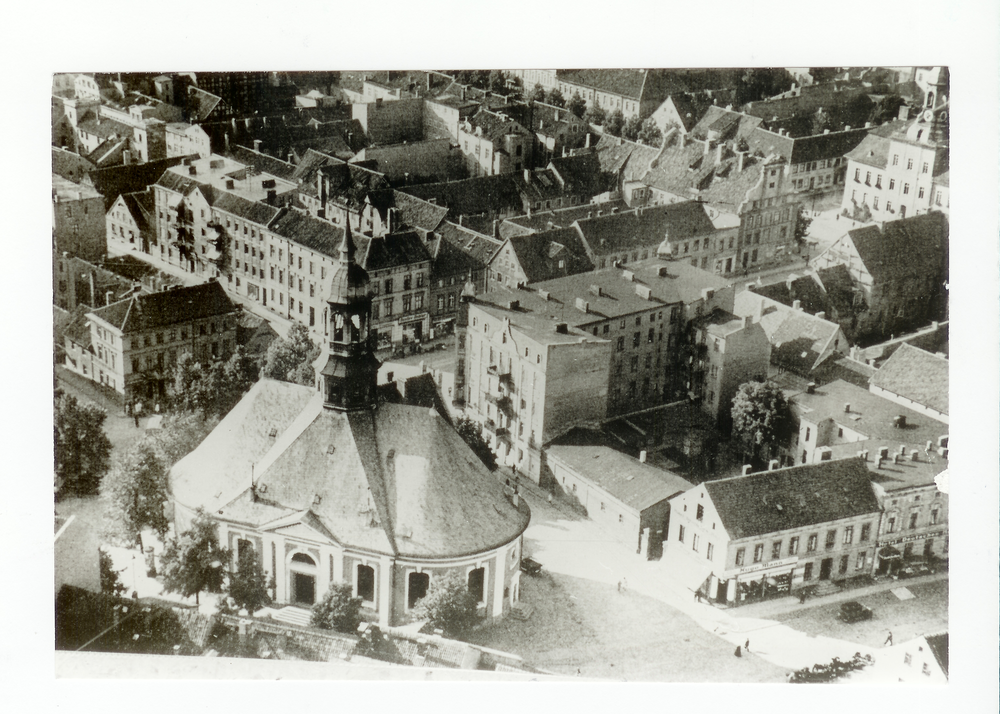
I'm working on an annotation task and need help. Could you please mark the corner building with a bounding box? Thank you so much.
[170,227,529,628]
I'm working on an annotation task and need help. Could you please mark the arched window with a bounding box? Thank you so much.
[468,567,485,604]
[291,552,315,565]
[407,571,429,608]
[357,564,375,602]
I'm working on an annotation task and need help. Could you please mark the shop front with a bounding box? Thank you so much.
[876,529,946,575]
[722,556,798,607]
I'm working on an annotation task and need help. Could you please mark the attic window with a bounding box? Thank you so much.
[269,428,278,438]
[313,494,322,506]
[327,445,336,455]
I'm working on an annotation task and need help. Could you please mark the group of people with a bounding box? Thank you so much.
[125,400,159,427]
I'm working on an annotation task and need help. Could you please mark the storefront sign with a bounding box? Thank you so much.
[877,530,945,548]
[730,556,798,578]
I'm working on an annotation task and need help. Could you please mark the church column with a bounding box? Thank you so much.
[378,555,392,628]
[492,548,506,618]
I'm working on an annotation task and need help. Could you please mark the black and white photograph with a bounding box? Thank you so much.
[8,2,998,709]
[50,64,953,682]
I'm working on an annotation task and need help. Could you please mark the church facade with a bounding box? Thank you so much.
[170,223,530,628]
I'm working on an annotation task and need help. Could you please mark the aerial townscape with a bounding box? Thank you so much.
[53,67,951,683]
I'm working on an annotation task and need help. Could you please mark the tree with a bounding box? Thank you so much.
[101,442,170,547]
[546,88,565,108]
[811,108,832,135]
[604,109,625,137]
[870,94,906,125]
[567,93,586,119]
[637,118,663,147]
[311,582,362,633]
[226,548,271,615]
[730,380,794,466]
[262,322,320,386]
[99,548,127,597]
[168,352,211,414]
[144,411,216,467]
[794,207,813,243]
[413,570,481,638]
[55,392,112,497]
[160,509,229,606]
[530,83,546,104]
[454,417,497,471]
[621,115,643,142]
[735,68,794,106]
[583,103,607,127]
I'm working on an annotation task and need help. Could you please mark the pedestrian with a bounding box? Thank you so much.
[621,577,628,594]
[745,639,750,652]
[799,591,807,605]
[884,631,893,646]
[734,645,742,658]
[154,402,160,414]
[547,492,553,504]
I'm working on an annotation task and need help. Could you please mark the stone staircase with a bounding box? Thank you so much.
[271,606,313,628]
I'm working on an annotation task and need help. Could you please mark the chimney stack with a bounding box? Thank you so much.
[741,464,752,476]
[253,139,262,152]
[792,299,802,310]
[768,459,780,471]
[639,450,647,463]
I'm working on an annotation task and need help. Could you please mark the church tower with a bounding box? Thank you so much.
[315,212,380,410]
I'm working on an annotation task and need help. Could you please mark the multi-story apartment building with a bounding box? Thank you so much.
[106,190,153,254]
[53,174,106,263]
[734,154,799,272]
[463,295,612,482]
[841,92,949,221]
[668,458,883,607]
[457,109,534,177]
[358,230,433,347]
[83,280,239,400]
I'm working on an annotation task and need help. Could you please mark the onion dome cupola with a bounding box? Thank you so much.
[315,212,380,411]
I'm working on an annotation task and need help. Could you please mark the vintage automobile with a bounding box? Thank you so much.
[520,556,542,575]
[837,601,874,623]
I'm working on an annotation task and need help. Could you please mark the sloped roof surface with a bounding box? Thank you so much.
[847,212,949,285]
[436,221,502,265]
[870,343,948,415]
[505,227,594,283]
[401,175,524,217]
[390,190,449,232]
[547,445,693,511]
[557,69,647,100]
[924,633,949,677]
[357,231,432,272]
[228,145,298,181]
[705,458,881,540]
[212,191,281,226]
[268,209,345,259]
[733,291,842,374]
[844,133,891,169]
[574,201,716,255]
[89,280,238,334]
[172,381,529,559]
[89,155,193,209]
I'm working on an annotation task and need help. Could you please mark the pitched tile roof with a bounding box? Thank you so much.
[434,222,502,270]
[733,291,843,374]
[546,445,694,511]
[212,191,282,226]
[89,155,193,209]
[466,109,532,145]
[787,127,870,164]
[924,633,948,677]
[844,133,891,169]
[120,191,153,232]
[573,201,717,256]
[690,106,763,144]
[502,199,630,235]
[548,151,604,196]
[828,438,947,492]
[754,273,830,315]
[504,227,595,283]
[814,264,859,318]
[64,304,94,350]
[172,381,530,559]
[704,458,881,540]
[556,69,648,100]
[89,280,238,334]
[869,343,948,416]
[400,175,525,218]
[787,379,948,444]
[356,231,433,272]
[809,353,877,389]
[268,208,345,259]
[187,86,223,121]
[228,145,298,181]
[390,190,450,232]
[52,147,96,184]
[847,212,949,285]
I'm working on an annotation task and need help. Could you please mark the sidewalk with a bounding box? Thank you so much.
[727,571,948,620]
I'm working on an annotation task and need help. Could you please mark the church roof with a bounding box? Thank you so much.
[171,380,529,559]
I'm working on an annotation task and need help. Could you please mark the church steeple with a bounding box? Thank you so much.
[314,211,380,411]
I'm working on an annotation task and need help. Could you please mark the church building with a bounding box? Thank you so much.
[170,221,530,628]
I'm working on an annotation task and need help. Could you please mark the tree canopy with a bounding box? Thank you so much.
[730,380,794,466]
[413,570,481,638]
[226,547,271,615]
[160,509,229,606]
[637,118,664,147]
[567,93,586,118]
[100,441,171,546]
[604,109,625,137]
[169,347,257,419]
[583,103,607,127]
[454,417,497,471]
[794,207,813,243]
[311,582,362,633]
[261,322,321,386]
[55,391,112,497]
[621,115,643,142]
[545,88,566,108]
[530,83,546,104]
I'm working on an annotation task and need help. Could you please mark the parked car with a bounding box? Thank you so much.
[837,601,873,623]
[520,556,542,575]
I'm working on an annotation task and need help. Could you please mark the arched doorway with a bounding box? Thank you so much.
[289,552,317,606]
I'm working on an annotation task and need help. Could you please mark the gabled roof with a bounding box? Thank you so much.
[64,305,94,350]
[172,381,530,559]
[924,633,949,677]
[847,212,949,285]
[503,227,594,283]
[76,115,132,141]
[546,445,693,511]
[754,273,830,315]
[187,86,224,121]
[556,69,648,100]
[212,191,282,226]
[814,263,859,317]
[548,152,603,196]
[89,155,194,210]
[52,147,96,184]
[870,343,948,416]
[703,458,881,540]
[400,175,525,218]
[119,191,154,232]
[690,106,763,144]
[788,127,870,165]
[356,231,432,272]
[573,201,716,256]
[89,280,238,334]
[432,223,500,275]
[733,291,844,374]
[844,133,891,169]
[465,109,532,145]
[268,208,345,259]
[390,190,449,232]
[502,199,630,235]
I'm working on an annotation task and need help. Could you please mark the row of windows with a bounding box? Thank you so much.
[373,274,425,295]
[734,523,873,565]
[791,158,841,173]
[884,508,940,533]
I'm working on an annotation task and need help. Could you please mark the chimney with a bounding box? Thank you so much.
[864,121,872,129]
[492,219,500,238]
[878,446,889,461]
[893,415,907,429]
[806,382,816,394]
[898,104,909,121]
[266,189,277,203]
[743,314,752,329]
[938,447,949,459]
[844,403,851,413]
[288,152,294,163]
[925,440,934,452]
[639,450,647,463]
[679,133,687,148]
[585,132,591,148]
[253,139,262,152]
[792,299,802,310]
[858,449,869,462]
[105,290,114,305]
[741,464,752,476]
[768,459,780,471]
[910,451,920,462]
[188,165,197,175]
[815,311,826,320]
[715,142,724,165]
[823,129,830,135]
[554,322,568,334]
[703,139,711,156]
[937,435,949,448]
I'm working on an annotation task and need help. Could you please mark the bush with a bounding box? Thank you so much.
[100,549,127,597]
[413,570,481,638]
[311,582,362,633]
